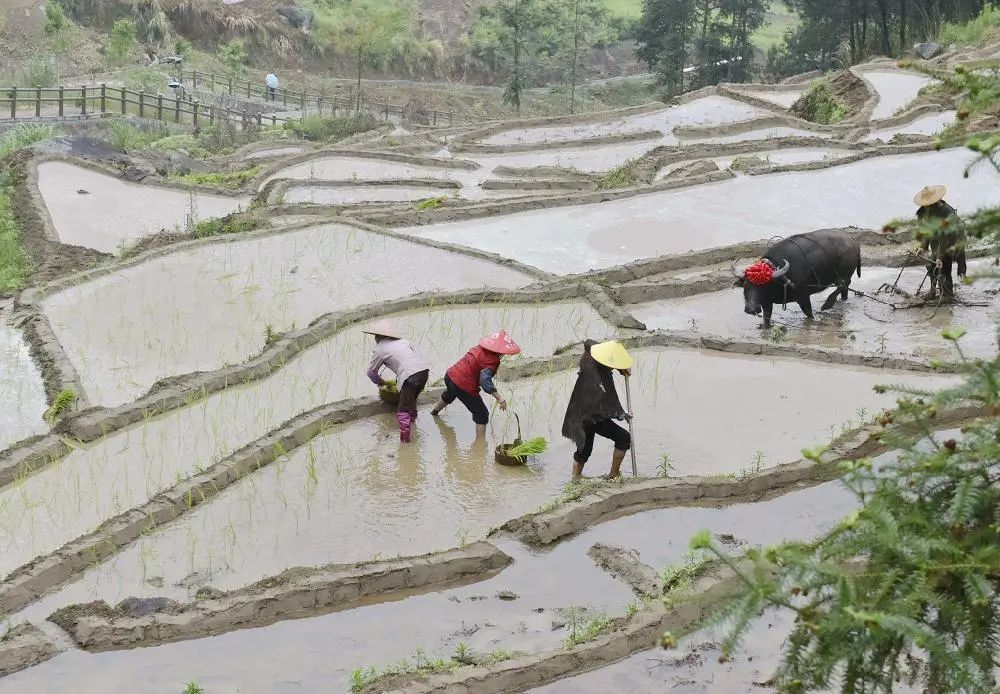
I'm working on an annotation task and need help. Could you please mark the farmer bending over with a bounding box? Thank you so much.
[562,340,633,480]
[431,331,521,437]
[364,320,431,443]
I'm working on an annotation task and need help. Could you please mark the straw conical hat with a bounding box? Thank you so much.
[913,185,947,207]
[591,341,633,370]
[480,330,521,355]
[362,319,402,339]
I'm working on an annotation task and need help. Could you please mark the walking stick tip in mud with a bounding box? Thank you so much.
[624,372,637,478]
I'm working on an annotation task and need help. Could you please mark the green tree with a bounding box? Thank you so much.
[687,68,1000,693]
[636,0,697,94]
[43,2,67,35]
[108,18,137,66]
[218,39,247,74]
[312,0,416,113]
[501,0,532,112]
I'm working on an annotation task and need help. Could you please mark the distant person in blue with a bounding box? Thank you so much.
[265,73,279,101]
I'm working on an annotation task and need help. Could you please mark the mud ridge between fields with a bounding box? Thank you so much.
[0,622,58,677]
[363,562,751,694]
[49,542,512,651]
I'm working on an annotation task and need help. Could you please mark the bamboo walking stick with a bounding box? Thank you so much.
[624,372,637,477]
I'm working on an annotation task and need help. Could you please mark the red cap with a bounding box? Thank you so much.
[479,330,521,355]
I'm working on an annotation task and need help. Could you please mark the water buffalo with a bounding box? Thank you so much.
[732,229,862,328]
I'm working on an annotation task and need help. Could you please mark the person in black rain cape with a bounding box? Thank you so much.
[561,339,633,480]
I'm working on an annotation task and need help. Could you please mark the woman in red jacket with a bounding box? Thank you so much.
[431,330,521,437]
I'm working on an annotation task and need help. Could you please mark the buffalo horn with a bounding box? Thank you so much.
[730,260,744,278]
[771,259,791,279]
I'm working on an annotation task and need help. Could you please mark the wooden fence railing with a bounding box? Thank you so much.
[0,84,301,129]
[181,69,466,127]
[1,78,467,128]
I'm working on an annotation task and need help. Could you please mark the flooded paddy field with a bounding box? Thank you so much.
[632,261,1000,361]
[7,482,857,694]
[736,89,805,108]
[7,346,949,607]
[864,110,956,142]
[0,321,47,450]
[683,126,834,144]
[243,145,308,160]
[36,162,249,254]
[283,184,459,205]
[0,302,609,578]
[865,70,936,119]
[262,156,465,187]
[655,148,851,179]
[39,223,534,406]
[403,147,1000,274]
[479,96,772,146]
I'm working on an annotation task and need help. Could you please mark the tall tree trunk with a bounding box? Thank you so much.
[570,0,580,113]
[700,0,710,68]
[512,0,521,113]
[876,0,891,54]
[356,45,363,114]
[849,0,858,63]
[862,0,869,54]
[899,0,907,51]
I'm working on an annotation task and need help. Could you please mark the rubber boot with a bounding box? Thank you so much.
[397,411,413,443]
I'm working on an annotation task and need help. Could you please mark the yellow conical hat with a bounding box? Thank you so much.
[591,341,633,369]
[913,185,946,207]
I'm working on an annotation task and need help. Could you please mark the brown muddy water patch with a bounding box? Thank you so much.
[480,97,771,147]
[284,185,458,205]
[0,303,608,581]
[865,110,956,142]
[15,347,949,607]
[632,261,1000,361]
[735,89,805,109]
[36,162,249,254]
[0,322,48,450]
[10,482,857,693]
[39,223,534,407]
[865,71,936,120]
[403,148,1000,275]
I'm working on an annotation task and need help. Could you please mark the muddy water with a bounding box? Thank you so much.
[261,156,463,186]
[0,322,47,450]
[36,162,249,254]
[470,140,661,175]
[403,148,1000,274]
[865,110,956,142]
[20,346,952,605]
[655,148,849,180]
[283,184,457,205]
[243,145,307,160]
[481,97,771,146]
[40,223,533,407]
[0,302,609,580]
[632,261,1000,361]
[865,71,935,120]
[6,478,858,694]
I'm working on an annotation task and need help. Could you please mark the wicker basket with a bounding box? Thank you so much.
[494,413,526,466]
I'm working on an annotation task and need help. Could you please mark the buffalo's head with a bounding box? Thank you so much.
[732,259,790,315]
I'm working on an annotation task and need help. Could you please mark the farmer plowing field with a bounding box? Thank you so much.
[432,331,521,437]
[364,320,431,443]
[914,185,967,299]
[562,340,634,480]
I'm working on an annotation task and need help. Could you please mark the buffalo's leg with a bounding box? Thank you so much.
[761,302,774,328]
[840,282,849,301]
[821,288,841,310]
[797,297,814,320]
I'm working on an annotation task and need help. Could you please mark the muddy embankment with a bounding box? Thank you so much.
[50,542,512,650]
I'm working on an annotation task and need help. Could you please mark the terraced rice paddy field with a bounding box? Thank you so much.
[0,56,996,693]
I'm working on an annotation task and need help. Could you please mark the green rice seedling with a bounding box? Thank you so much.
[416,196,446,210]
[656,454,675,478]
[660,551,712,598]
[505,437,548,459]
[453,642,476,665]
[43,389,76,423]
[182,681,204,694]
[563,609,613,648]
